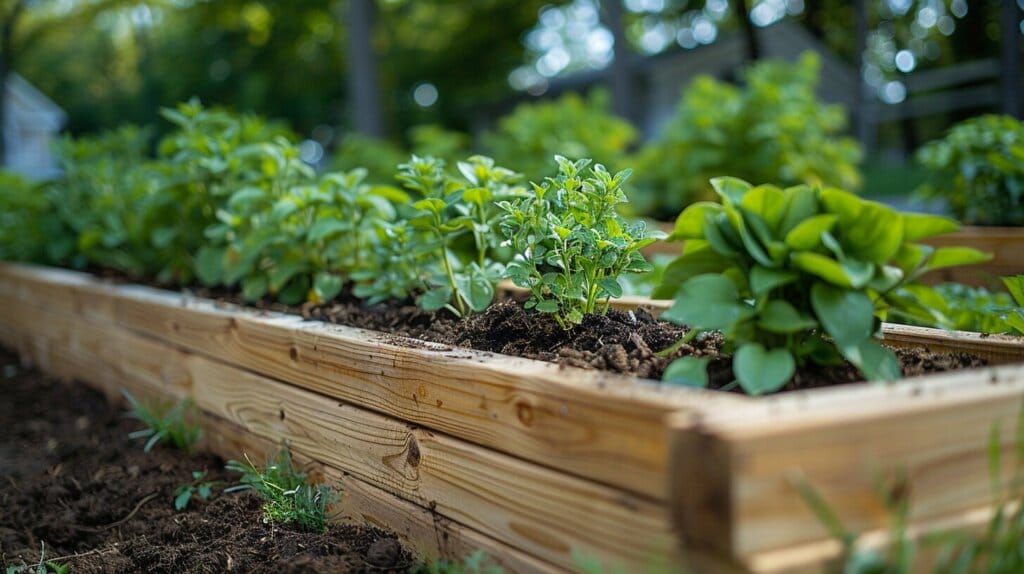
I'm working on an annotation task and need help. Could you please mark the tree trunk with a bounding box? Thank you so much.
[345,0,384,137]
[603,0,636,123]
[735,0,761,62]
[1002,0,1021,118]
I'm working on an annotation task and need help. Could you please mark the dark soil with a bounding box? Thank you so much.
[0,350,413,574]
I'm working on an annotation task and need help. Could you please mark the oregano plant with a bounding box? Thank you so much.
[498,155,664,329]
[655,177,990,395]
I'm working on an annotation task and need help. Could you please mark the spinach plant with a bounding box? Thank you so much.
[498,156,664,328]
[655,177,989,394]
[917,115,1024,226]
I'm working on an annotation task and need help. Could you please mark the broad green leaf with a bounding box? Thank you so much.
[241,275,268,301]
[662,274,753,330]
[840,339,901,381]
[710,176,753,204]
[412,198,446,214]
[758,300,818,333]
[734,343,795,395]
[455,266,495,312]
[597,277,623,298]
[740,184,787,228]
[901,213,959,241]
[925,247,991,272]
[174,490,193,511]
[784,214,838,250]
[313,272,343,302]
[1003,275,1024,306]
[307,219,350,243]
[703,212,741,257]
[535,299,559,313]
[777,184,819,236]
[749,266,797,297]
[791,252,854,288]
[867,265,905,292]
[418,285,452,311]
[268,261,308,292]
[671,202,721,240]
[810,283,874,348]
[652,244,733,299]
[663,357,710,388]
[194,246,224,286]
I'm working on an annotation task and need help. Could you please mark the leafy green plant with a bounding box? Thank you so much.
[225,449,335,533]
[484,90,636,181]
[631,52,862,219]
[174,470,219,510]
[498,156,664,328]
[412,550,503,574]
[4,543,68,574]
[655,177,989,394]
[917,115,1024,226]
[122,390,202,454]
[893,280,1024,335]
[396,154,522,316]
[1002,275,1024,335]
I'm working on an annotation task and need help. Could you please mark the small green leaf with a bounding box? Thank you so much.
[925,247,992,272]
[734,343,795,395]
[663,357,709,388]
[598,277,623,298]
[750,266,797,297]
[174,489,193,511]
[417,285,453,311]
[194,246,224,286]
[901,213,959,241]
[784,214,838,250]
[671,202,721,240]
[455,266,495,312]
[710,176,753,204]
[307,219,349,243]
[839,339,901,381]
[242,275,268,301]
[810,283,875,348]
[535,299,559,313]
[313,272,343,302]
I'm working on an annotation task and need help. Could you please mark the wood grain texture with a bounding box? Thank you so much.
[670,362,1024,562]
[922,226,1024,286]
[0,263,746,500]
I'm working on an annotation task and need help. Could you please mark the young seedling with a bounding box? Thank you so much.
[655,177,990,394]
[122,390,202,453]
[173,470,220,511]
[411,550,504,574]
[225,448,335,533]
[498,155,664,328]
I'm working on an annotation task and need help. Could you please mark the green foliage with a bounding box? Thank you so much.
[225,449,335,533]
[331,124,471,185]
[412,550,504,574]
[174,470,219,511]
[484,90,636,181]
[498,156,664,328]
[122,390,202,454]
[798,402,1024,574]
[656,177,988,394]
[917,115,1024,226]
[0,172,60,265]
[631,53,863,219]
[3,543,68,574]
[895,281,1024,335]
[394,155,523,316]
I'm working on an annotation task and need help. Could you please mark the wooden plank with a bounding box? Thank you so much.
[922,227,1024,287]
[669,362,1024,563]
[0,262,747,501]
[0,288,684,572]
[0,307,564,573]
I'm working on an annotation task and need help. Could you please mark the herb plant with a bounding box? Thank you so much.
[122,390,203,453]
[412,550,504,574]
[917,115,1024,226]
[225,449,335,533]
[631,53,862,219]
[895,279,1024,335]
[498,156,664,328]
[655,177,989,394]
[174,470,219,510]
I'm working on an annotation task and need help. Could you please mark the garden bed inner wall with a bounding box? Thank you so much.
[3,263,1024,573]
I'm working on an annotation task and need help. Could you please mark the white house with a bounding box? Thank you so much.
[3,73,66,179]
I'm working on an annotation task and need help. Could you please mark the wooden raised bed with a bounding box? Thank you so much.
[1,262,1023,573]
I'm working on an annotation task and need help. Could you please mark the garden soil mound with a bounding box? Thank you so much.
[0,350,411,574]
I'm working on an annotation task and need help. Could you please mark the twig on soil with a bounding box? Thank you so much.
[45,545,119,563]
[73,492,160,532]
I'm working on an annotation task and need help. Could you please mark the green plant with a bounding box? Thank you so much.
[174,470,219,510]
[225,449,335,533]
[412,550,503,574]
[484,90,636,181]
[122,390,202,453]
[498,156,664,328]
[397,154,522,317]
[1002,275,1024,335]
[631,52,862,219]
[917,115,1024,226]
[893,280,1024,335]
[4,543,68,574]
[655,177,989,394]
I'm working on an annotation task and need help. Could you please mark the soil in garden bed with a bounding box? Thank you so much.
[0,350,413,574]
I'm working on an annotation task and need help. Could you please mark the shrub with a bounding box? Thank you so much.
[631,52,862,220]
[483,90,636,181]
[916,115,1024,226]
[498,156,663,328]
[655,177,988,394]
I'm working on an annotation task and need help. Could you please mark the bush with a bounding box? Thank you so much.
[483,90,636,181]
[916,114,1024,226]
[631,52,862,220]
[655,177,988,394]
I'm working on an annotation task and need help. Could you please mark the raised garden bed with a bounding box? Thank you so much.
[2,262,1023,573]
